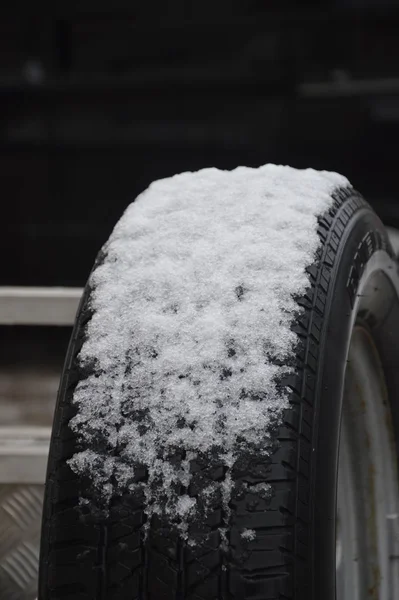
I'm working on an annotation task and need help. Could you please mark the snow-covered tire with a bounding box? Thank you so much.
[39,171,399,600]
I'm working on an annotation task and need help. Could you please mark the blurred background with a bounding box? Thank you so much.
[2,0,399,287]
[1,1,399,598]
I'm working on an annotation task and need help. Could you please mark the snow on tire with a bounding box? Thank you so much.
[39,165,399,600]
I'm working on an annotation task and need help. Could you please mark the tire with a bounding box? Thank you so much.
[39,184,399,600]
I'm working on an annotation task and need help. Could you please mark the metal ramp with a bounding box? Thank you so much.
[0,288,82,600]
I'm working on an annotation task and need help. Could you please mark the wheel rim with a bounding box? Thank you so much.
[336,326,399,599]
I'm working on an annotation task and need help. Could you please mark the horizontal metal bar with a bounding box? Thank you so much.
[0,427,51,483]
[0,286,83,325]
[299,77,399,98]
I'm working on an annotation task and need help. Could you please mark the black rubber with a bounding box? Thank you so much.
[39,187,399,600]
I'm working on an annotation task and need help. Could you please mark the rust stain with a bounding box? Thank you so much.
[368,566,381,599]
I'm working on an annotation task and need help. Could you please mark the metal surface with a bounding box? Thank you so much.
[299,76,399,98]
[0,287,82,325]
[0,428,51,599]
[336,326,399,599]
[0,484,44,600]
[0,293,73,599]
[0,428,51,484]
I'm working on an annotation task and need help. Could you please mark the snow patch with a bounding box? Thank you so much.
[243,482,272,498]
[68,164,349,535]
[241,528,257,541]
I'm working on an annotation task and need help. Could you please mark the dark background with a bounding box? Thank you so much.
[2,1,399,286]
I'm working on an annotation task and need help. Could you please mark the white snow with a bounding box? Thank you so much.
[243,482,272,498]
[68,164,349,534]
[241,528,257,541]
